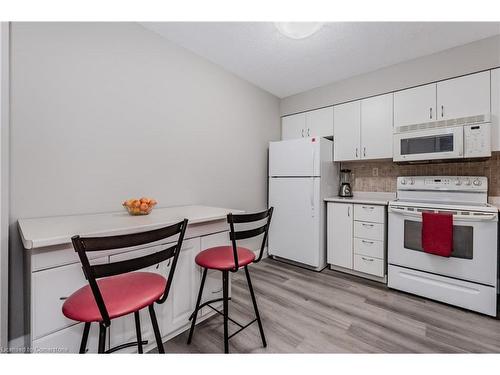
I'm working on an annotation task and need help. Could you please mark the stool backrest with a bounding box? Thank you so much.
[71,219,188,326]
[227,207,273,271]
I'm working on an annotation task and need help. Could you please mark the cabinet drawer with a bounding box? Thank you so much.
[354,238,384,259]
[32,322,101,354]
[353,254,384,277]
[354,204,385,223]
[354,221,384,241]
[32,256,107,340]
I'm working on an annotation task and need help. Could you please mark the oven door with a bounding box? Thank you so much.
[393,126,463,162]
[388,206,498,286]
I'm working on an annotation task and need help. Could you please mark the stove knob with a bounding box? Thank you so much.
[409,178,415,185]
[400,179,407,185]
[455,179,462,186]
[464,179,471,186]
[473,179,482,186]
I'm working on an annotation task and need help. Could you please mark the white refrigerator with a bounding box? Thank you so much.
[268,137,338,271]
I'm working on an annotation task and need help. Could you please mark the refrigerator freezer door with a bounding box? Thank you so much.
[268,177,320,267]
[269,138,320,177]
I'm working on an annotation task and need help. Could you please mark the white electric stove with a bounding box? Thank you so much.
[388,176,498,316]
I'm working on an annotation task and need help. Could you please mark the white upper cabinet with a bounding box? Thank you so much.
[281,107,333,140]
[394,83,436,127]
[333,101,361,161]
[281,113,306,140]
[360,93,394,159]
[437,71,490,120]
[306,106,334,138]
[492,68,500,151]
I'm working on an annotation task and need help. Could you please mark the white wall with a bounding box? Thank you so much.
[281,34,500,116]
[8,22,280,342]
[0,22,9,350]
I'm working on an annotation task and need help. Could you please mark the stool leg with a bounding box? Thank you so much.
[79,322,91,354]
[149,304,165,354]
[222,270,229,354]
[134,311,143,354]
[98,323,106,354]
[245,266,267,348]
[187,267,207,344]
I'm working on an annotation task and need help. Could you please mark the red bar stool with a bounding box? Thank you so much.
[62,219,188,353]
[187,208,273,353]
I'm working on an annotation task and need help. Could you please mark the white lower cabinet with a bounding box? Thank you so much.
[327,202,387,281]
[32,322,101,354]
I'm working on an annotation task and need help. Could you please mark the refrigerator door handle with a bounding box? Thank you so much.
[310,178,315,218]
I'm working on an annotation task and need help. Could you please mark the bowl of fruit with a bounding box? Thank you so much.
[123,197,158,216]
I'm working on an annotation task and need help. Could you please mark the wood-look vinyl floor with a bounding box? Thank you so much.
[162,258,500,353]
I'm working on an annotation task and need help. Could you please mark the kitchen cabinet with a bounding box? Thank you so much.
[327,202,387,281]
[333,93,393,161]
[333,101,361,161]
[281,107,333,140]
[20,205,236,353]
[327,203,353,269]
[394,83,436,127]
[491,68,500,151]
[360,93,394,159]
[436,71,490,120]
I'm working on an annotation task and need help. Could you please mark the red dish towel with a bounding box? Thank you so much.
[421,212,453,257]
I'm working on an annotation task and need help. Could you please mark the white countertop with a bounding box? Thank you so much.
[18,205,242,250]
[324,192,396,206]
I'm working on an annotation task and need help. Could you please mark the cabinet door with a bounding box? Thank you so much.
[490,68,500,151]
[333,101,361,161]
[108,245,172,353]
[437,71,490,120]
[361,93,393,159]
[306,106,333,138]
[394,83,436,127]
[327,203,353,269]
[169,238,201,331]
[32,322,101,354]
[281,113,306,140]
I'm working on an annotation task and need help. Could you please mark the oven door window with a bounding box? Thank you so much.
[403,220,473,259]
[400,134,454,155]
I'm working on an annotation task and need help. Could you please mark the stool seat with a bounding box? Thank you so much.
[62,272,167,323]
[195,246,255,270]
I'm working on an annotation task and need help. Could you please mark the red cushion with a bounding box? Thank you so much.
[62,272,167,322]
[195,246,255,270]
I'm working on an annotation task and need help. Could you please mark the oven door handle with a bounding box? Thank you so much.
[388,207,498,222]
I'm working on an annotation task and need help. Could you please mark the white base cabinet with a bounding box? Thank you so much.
[25,222,233,353]
[327,202,387,281]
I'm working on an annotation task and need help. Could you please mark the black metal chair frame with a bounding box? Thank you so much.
[71,219,188,354]
[187,207,273,353]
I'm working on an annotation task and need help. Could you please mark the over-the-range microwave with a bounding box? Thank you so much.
[393,114,491,163]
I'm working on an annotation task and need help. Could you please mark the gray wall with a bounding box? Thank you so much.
[281,34,500,116]
[9,22,280,342]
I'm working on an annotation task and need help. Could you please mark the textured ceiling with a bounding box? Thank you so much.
[141,22,500,98]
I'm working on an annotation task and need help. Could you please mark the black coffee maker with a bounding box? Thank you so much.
[339,169,353,197]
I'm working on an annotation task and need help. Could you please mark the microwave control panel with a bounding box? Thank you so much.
[464,123,491,158]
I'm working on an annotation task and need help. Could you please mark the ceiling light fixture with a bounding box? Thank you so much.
[274,22,324,39]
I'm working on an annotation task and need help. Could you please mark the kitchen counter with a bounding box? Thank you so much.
[18,205,242,250]
[324,192,396,206]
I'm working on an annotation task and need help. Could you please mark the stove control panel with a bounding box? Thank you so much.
[397,176,487,192]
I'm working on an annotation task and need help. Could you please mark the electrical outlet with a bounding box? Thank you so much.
[372,167,379,177]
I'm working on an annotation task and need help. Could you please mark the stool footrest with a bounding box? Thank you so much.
[203,301,258,340]
[188,297,231,321]
[228,319,257,339]
[106,340,148,353]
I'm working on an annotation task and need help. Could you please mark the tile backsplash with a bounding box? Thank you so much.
[342,152,500,196]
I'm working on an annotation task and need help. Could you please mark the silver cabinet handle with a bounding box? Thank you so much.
[59,297,68,300]
[362,206,374,210]
[430,107,432,119]
[347,206,350,217]
[307,128,310,136]
[362,223,374,228]
[361,256,374,262]
[355,148,358,158]
[441,105,444,118]
[361,239,374,244]
[301,129,304,137]
[363,147,366,157]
